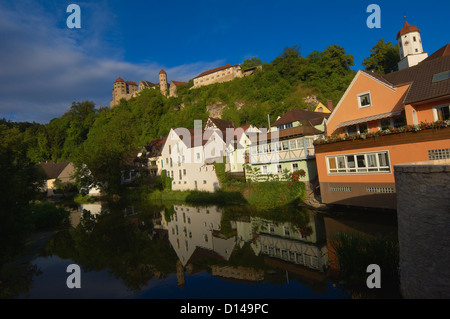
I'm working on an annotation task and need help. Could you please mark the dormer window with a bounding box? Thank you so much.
[277,122,293,130]
[357,92,372,108]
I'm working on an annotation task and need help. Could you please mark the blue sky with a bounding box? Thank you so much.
[0,0,448,124]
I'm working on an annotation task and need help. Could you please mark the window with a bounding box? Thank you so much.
[428,148,450,160]
[330,186,351,192]
[290,140,297,149]
[347,123,368,135]
[434,105,450,121]
[277,164,282,174]
[347,125,358,135]
[284,226,290,237]
[358,122,368,133]
[282,141,289,151]
[327,151,391,174]
[358,92,372,108]
[292,163,299,172]
[262,166,268,175]
[393,116,406,128]
[269,224,274,234]
[183,169,186,176]
[380,116,406,130]
[380,119,391,130]
[367,187,394,193]
[432,71,450,83]
[277,123,293,130]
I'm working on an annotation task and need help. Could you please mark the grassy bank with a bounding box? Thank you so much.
[126,179,305,210]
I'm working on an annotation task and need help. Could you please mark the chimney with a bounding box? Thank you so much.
[327,100,334,111]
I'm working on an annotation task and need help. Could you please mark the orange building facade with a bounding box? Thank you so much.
[315,42,450,210]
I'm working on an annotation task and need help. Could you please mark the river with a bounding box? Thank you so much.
[2,199,400,299]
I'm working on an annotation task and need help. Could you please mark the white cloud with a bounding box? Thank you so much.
[0,1,226,123]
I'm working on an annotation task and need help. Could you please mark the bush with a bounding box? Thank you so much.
[28,202,70,230]
[330,232,399,287]
[245,181,305,209]
[160,170,172,190]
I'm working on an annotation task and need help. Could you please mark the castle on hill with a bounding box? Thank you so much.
[110,63,261,107]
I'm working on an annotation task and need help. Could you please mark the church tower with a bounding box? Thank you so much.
[397,18,428,70]
[159,69,168,96]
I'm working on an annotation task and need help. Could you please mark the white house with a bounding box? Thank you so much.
[161,127,226,192]
[163,204,236,267]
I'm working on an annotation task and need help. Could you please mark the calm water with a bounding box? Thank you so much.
[4,200,399,299]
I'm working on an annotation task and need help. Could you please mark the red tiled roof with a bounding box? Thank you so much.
[397,20,420,40]
[382,48,450,104]
[271,109,330,127]
[159,69,166,75]
[39,162,71,179]
[360,69,394,87]
[144,137,167,157]
[141,80,158,88]
[171,81,188,86]
[115,77,124,82]
[421,43,450,63]
[206,117,235,131]
[194,64,234,79]
[126,81,137,86]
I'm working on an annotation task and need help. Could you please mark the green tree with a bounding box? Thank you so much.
[0,125,46,266]
[79,103,138,195]
[240,57,262,71]
[362,39,400,75]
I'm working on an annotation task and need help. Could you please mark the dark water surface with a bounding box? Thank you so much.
[4,200,399,299]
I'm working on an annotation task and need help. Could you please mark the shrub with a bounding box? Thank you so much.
[28,202,70,230]
[330,232,399,287]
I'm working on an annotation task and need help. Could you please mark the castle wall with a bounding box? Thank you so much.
[192,66,242,89]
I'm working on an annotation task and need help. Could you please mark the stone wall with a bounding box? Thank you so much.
[394,159,450,298]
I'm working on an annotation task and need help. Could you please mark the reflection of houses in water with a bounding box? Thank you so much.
[80,203,103,216]
[235,212,329,272]
[163,205,236,267]
[123,206,140,217]
[211,265,264,283]
[70,203,105,228]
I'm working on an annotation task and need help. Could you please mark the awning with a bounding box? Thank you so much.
[336,110,403,128]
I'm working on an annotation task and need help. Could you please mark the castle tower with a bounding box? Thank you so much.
[110,77,126,107]
[159,69,168,96]
[397,18,428,70]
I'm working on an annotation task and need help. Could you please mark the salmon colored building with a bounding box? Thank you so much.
[314,30,450,209]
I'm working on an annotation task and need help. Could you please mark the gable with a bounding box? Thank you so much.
[326,71,410,135]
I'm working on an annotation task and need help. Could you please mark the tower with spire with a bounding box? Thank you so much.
[397,17,428,70]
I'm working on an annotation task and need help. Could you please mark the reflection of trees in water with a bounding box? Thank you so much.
[0,263,42,299]
[43,203,178,291]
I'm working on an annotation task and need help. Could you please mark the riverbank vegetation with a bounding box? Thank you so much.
[330,232,400,293]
